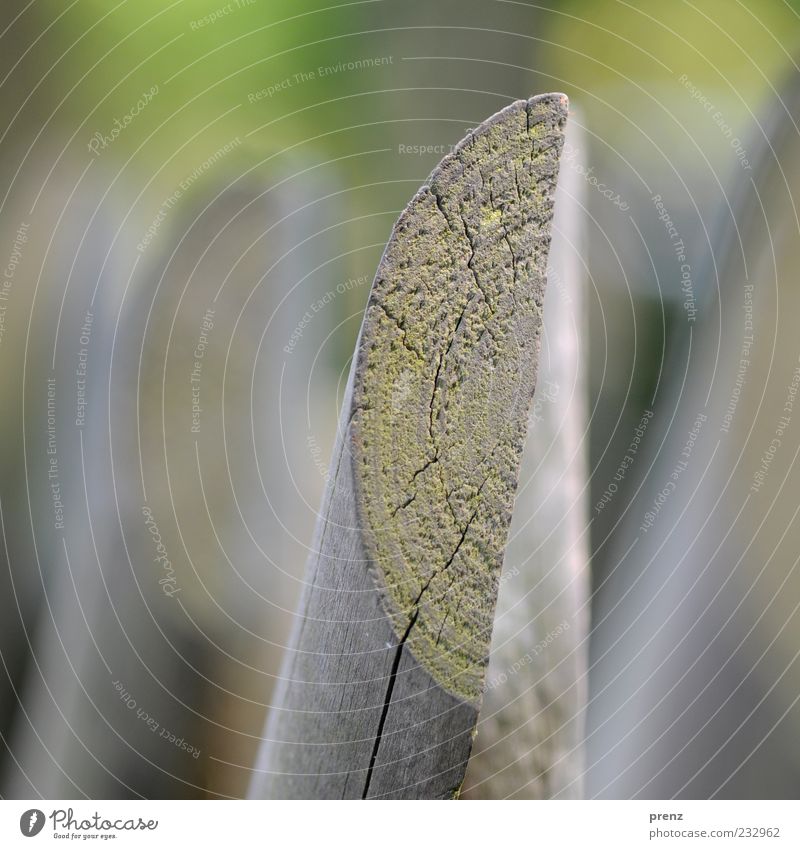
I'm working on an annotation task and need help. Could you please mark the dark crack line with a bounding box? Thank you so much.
[429,348,445,445]
[412,453,438,483]
[413,505,480,611]
[394,309,484,520]
[441,442,496,531]
[434,573,459,645]
[442,471,463,528]
[430,185,454,230]
[430,183,501,344]
[435,609,450,647]
[459,212,495,313]
[489,183,519,289]
[500,223,518,280]
[362,608,420,799]
[428,296,471,443]
[374,301,424,361]
[362,428,487,797]
[513,163,523,205]
[389,490,416,518]
[527,105,535,170]
[444,297,471,361]
[457,210,503,348]
[392,453,439,517]
[361,122,551,775]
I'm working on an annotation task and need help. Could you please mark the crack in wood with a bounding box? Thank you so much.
[250,93,568,801]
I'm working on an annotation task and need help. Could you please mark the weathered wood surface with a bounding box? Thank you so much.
[249,93,568,799]
[463,116,589,798]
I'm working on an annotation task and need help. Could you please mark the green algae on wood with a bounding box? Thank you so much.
[250,93,567,800]
[352,94,568,704]
[462,113,589,799]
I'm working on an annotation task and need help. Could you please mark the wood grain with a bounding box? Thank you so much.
[462,115,589,799]
[249,93,568,799]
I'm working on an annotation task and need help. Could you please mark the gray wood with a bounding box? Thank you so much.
[249,94,567,799]
[463,115,589,798]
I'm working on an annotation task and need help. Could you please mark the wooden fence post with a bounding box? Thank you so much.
[249,94,568,799]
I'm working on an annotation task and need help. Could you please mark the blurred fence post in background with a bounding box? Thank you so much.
[0,165,133,798]
[1,159,339,798]
[586,72,800,799]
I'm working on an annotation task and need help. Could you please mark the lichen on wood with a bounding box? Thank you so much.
[352,94,568,705]
[250,93,567,799]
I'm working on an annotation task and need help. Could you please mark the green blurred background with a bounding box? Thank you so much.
[1,0,800,799]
